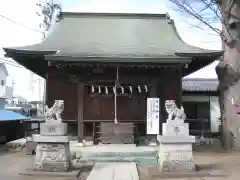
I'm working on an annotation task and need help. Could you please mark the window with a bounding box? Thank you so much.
[182,101,210,136]
[183,102,209,119]
[1,80,5,86]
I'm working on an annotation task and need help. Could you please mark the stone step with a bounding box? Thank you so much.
[76,151,157,158]
[77,156,158,165]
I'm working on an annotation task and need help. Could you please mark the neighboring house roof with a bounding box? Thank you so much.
[28,100,43,104]
[0,63,9,76]
[3,12,223,77]
[182,78,219,92]
[0,110,28,121]
[13,95,27,103]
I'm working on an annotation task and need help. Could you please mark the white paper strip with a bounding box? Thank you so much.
[91,85,95,93]
[121,86,124,94]
[129,86,132,93]
[98,86,101,93]
[138,86,141,93]
[105,86,108,94]
[113,87,116,94]
[144,85,148,92]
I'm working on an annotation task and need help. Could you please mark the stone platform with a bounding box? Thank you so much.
[157,135,196,172]
[157,100,196,173]
[157,121,196,172]
[33,142,71,172]
[75,145,158,165]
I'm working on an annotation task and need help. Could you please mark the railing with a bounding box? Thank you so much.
[185,118,209,123]
[185,118,220,137]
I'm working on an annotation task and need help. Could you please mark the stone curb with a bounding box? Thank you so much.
[18,168,82,178]
[151,171,228,179]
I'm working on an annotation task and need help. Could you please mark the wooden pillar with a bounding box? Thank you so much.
[156,67,182,134]
[150,79,157,98]
[43,72,48,112]
[156,74,163,134]
[179,67,183,106]
[46,67,51,107]
[77,82,84,143]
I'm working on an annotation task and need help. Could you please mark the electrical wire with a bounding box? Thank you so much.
[0,14,43,34]
[0,57,25,69]
[0,13,43,69]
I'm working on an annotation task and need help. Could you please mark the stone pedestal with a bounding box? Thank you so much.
[32,122,71,172]
[157,121,196,172]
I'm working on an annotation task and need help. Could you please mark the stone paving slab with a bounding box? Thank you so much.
[87,163,115,180]
[151,169,228,179]
[152,178,230,180]
[113,163,134,180]
[87,162,139,180]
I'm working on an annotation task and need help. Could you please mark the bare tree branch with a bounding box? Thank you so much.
[168,0,228,41]
[36,0,61,39]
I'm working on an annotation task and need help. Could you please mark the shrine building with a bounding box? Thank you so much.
[3,12,223,145]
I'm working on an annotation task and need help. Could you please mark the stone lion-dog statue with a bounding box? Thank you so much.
[44,100,64,122]
[165,100,186,122]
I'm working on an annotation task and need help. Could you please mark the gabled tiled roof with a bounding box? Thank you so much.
[182,78,218,92]
[4,13,223,58]
[3,12,223,77]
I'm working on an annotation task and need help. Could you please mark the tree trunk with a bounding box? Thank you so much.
[216,1,240,149]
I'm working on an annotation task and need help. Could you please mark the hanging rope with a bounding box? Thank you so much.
[114,67,119,124]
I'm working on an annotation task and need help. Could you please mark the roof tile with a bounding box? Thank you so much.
[182,78,218,92]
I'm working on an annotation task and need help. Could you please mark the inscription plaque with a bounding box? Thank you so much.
[48,127,56,133]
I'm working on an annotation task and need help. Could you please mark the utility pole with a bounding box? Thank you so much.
[11,80,15,103]
[38,78,41,101]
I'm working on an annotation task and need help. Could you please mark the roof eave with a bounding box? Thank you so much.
[3,48,57,56]
[174,51,224,57]
[45,54,192,63]
[60,12,169,19]
[3,48,53,78]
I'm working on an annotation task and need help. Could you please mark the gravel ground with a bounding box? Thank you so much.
[0,147,92,180]
[1,147,240,180]
[137,151,240,180]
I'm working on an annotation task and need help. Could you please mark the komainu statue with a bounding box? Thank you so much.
[44,100,64,122]
[165,100,186,122]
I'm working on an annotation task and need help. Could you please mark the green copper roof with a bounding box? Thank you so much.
[4,12,222,60]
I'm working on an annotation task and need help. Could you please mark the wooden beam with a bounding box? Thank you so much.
[84,75,152,84]
[77,82,84,143]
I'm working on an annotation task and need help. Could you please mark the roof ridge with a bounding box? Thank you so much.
[60,12,168,18]
[183,78,218,81]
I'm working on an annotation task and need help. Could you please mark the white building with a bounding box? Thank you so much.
[0,63,13,109]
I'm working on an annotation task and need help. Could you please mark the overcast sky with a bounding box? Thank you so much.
[0,0,222,100]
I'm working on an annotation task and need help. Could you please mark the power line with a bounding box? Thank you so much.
[0,56,22,65]
[0,57,25,68]
[0,14,43,34]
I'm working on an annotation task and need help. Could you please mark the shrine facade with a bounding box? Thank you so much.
[4,12,223,144]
